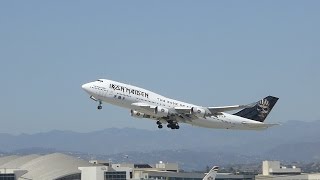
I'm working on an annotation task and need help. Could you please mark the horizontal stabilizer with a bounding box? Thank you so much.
[208,103,255,114]
[261,123,280,128]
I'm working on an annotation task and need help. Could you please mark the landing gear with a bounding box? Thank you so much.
[167,122,179,129]
[97,101,102,110]
[157,121,163,129]
[156,120,179,130]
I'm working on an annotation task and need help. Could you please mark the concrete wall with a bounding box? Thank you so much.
[263,161,280,175]
[256,174,320,180]
[79,166,108,180]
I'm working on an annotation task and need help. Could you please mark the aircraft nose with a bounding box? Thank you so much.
[81,83,90,92]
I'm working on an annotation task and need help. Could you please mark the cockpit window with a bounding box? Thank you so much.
[96,79,103,82]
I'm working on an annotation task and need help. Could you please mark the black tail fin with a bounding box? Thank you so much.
[233,96,279,122]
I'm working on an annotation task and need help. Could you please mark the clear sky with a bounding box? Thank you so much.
[0,1,319,134]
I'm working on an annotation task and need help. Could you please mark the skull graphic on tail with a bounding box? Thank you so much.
[257,99,270,119]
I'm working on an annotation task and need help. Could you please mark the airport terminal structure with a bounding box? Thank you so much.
[0,153,320,180]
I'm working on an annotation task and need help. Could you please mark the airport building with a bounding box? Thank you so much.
[0,153,256,180]
[256,161,320,180]
[79,161,254,180]
[4,154,320,180]
[262,161,301,175]
[0,153,91,180]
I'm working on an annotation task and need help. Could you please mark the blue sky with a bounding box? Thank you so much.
[0,1,319,134]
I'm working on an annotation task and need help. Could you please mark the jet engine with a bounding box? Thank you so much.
[190,107,206,118]
[130,110,145,118]
[154,106,169,117]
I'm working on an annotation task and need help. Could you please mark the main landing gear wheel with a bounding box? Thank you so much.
[170,125,176,130]
[97,101,102,110]
[167,123,179,129]
[156,121,163,129]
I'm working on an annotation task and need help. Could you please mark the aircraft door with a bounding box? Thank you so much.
[103,89,108,97]
[108,89,114,98]
[97,88,103,96]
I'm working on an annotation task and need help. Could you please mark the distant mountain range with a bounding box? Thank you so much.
[1,120,320,170]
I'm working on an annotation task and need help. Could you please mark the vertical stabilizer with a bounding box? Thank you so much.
[233,96,279,122]
[203,166,219,180]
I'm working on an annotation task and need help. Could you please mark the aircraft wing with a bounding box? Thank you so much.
[131,102,156,112]
[174,107,191,114]
[254,123,280,128]
[132,102,197,123]
[208,102,256,114]
[242,122,280,130]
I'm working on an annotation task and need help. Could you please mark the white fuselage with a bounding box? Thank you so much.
[82,79,267,130]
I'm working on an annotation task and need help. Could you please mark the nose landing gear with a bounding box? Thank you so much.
[97,101,102,110]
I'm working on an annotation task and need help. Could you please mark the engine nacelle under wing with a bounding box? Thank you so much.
[130,110,146,118]
[154,106,169,117]
[190,107,206,118]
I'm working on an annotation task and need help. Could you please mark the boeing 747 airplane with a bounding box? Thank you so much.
[82,79,279,130]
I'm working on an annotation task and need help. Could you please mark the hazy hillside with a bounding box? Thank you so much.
[98,149,265,170]
[1,120,320,167]
[265,142,320,161]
